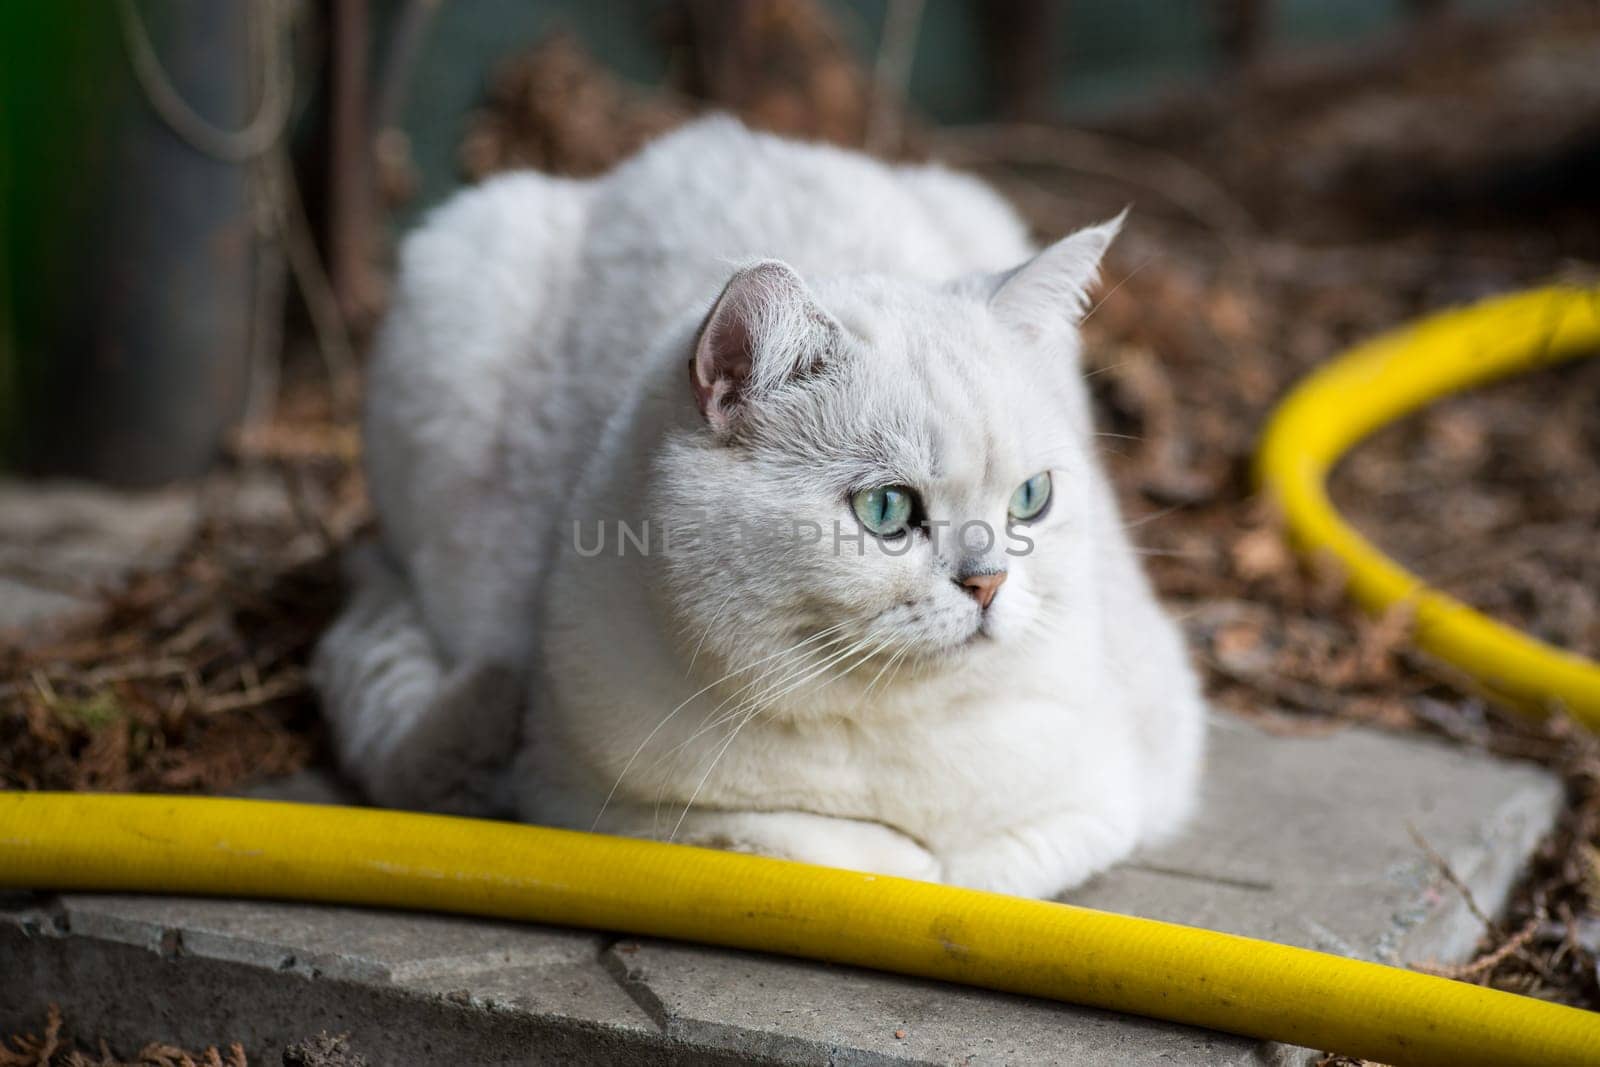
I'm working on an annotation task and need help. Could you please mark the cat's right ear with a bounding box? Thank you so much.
[691,260,836,433]
[980,210,1126,343]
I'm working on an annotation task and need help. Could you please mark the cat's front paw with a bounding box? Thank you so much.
[675,810,942,883]
[937,813,1137,899]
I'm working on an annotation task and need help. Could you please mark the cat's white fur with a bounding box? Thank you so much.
[312,117,1204,897]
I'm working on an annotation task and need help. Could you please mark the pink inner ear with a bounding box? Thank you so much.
[690,258,831,429]
[692,295,756,426]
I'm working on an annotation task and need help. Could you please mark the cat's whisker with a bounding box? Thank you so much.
[1026,434,1119,471]
[684,589,740,677]
[1031,433,1098,453]
[1079,254,1157,325]
[751,633,886,707]
[592,622,850,829]
[852,636,911,712]
[677,633,884,790]
[795,634,895,708]
[683,631,851,731]
[668,630,852,756]
[1166,604,1209,625]
[1123,504,1183,531]
[861,634,906,690]
[685,631,857,742]
[668,632,889,843]
[647,630,860,796]
[668,701,762,843]
[878,642,913,697]
[888,648,912,687]
[700,634,877,737]
[1081,360,1127,380]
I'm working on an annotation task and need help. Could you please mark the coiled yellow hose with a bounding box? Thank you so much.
[6,288,1600,1064]
[4,792,1599,1066]
[1257,286,1600,727]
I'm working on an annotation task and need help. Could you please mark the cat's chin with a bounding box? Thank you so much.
[903,622,1002,667]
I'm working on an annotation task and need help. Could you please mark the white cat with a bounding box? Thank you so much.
[311,116,1205,898]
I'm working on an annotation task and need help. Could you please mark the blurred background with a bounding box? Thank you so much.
[1,0,1597,1009]
[4,0,1594,485]
[0,0,1593,483]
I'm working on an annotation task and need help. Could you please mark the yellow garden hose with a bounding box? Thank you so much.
[1257,285,1600,727]
[4,791,1599,1066]
[7,287,1600,1064]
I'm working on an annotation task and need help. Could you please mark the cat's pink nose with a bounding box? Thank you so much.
[959,571,1007,610]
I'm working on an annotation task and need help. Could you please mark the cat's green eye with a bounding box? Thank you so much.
[1009,471,1052,523]
[851,485,915,538]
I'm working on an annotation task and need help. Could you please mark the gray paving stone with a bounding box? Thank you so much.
[1069,716,1560,966]
[1,904,724,1066]
[603,938,1260,1066]
[576,717,1561,1065]
[0,479,201,630]
[56,895,610,987]
[0,716,1563,1065]
[3,895,675,1064]
[0,474,299,634]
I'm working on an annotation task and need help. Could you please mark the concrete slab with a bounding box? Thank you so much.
[1070,716,1559,966]
[0,474,299,633]
[0,718,1564,1063]
[603,938,1259,1066]
[55,895,611,988]
[584,717,1560,1065]
[1,899,724,1066]
[0,479,201,630]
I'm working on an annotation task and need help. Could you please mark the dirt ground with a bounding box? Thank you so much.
[3,2,1598,1054]
[0,1007,367,1067]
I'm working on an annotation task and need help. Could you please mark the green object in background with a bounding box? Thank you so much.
[0,5,122,471]
[0,1,256,486]
[0,141,12,470]
[0,0,1523,475]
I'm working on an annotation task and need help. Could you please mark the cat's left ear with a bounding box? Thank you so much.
[691,260,838,433]
[986,210,1126,339]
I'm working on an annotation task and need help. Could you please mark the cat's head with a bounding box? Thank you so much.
[651,215,1123,716]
